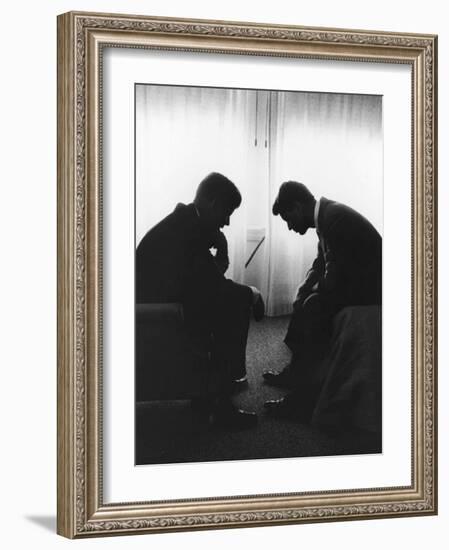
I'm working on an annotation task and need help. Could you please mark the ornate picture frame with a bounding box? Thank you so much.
[57,11,437,538]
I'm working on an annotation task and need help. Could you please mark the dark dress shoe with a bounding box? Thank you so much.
[230,376,249,395]
[211,401,258,430]
[264,394,312,422]
[262,366,292,388]
[253,294,265,322]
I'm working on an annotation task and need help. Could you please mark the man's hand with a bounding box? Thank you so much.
[293,285,309,311]
[210,230,228,254]
[210,230,229,274]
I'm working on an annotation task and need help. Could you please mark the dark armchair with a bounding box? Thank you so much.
[135,303,211,402]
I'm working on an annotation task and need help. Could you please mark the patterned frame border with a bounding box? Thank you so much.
[57,11,437,538]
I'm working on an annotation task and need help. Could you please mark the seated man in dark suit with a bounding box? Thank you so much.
[263,181,382,420]
[136,172,264,429]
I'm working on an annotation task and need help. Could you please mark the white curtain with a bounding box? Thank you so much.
[136,85,256,282]
[264,91,383,315]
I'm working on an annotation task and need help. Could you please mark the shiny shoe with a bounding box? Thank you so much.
[262,366,292,388]
[264,394,311,422]
[230,375,249,395]
[211,401,258,430]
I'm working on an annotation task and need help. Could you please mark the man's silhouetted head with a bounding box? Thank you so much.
[272,181,316,235]
[194,172,242,232]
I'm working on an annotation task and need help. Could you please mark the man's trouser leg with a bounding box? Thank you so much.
[183,281,252,399]
[211,281,253,385]
[285,293,336,390]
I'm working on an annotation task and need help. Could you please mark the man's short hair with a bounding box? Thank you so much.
[195,172,242,210]
[272,181,315,216]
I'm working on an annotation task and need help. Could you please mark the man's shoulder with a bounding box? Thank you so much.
[319,197,380,241]
[138,203,196,245]
[323,197,371,221]
[137,204,198,253]
[155,202,195,228]
[318,198,345,228]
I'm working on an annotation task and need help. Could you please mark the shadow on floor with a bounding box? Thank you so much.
[25,515,56,533]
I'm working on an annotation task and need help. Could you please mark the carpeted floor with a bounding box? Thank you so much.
[136,315,381,465]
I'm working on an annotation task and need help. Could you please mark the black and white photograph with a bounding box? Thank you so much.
[53,7,438,540]
[134,83,383,465]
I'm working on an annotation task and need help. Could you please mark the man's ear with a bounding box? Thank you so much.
[286,202,299,216]
[295,201,305,216]
[199,197,214,214]
[209,198,221,213]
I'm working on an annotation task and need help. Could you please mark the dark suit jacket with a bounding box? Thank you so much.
[136,203,226,305]
[304,197,382,307]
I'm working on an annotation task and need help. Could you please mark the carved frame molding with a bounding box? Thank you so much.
[57,11,437,538]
